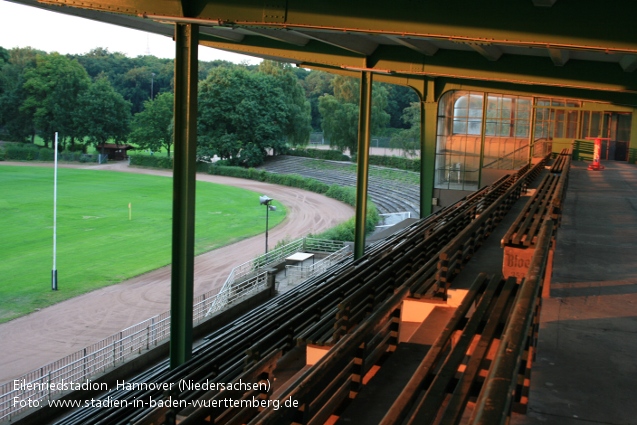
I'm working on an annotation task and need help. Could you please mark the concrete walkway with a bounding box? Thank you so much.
[335,159,637,424]
[512,160,637,425]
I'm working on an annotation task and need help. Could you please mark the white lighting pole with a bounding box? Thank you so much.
[52,132,58,291]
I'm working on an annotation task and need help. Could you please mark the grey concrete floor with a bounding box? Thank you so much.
[335,160,637,425]
[512,160,637,425]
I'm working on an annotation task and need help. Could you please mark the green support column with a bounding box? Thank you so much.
[354,71,373,260]
[420,81,438,218]
[630,108,637,159]
[170,23,198,369]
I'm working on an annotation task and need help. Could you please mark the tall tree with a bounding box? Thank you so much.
[198,66,289,166]
[0,47,41,142]
[258,60,311,147]
[129,92,174,156]
[389,101,421,156]
[384,83,419,129]
[318,75,390,153]
[120,66,156,114]
[21,52,91,147]
[73,48,174,113]
[0,47,8,65]
[302,70,335,131]
[74,75,132,153]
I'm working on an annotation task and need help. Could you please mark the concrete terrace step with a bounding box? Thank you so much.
[259,155,421,217]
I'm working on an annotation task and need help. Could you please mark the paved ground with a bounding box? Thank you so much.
[336,160,637,424]
[0,161,354,384]
[512,160,637,425]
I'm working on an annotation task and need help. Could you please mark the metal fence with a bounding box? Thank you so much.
[0,237,341,423]
[0,308,169,423]
[0,274,269,423]
[203,271,268,317]
[205,237,342,317]
[376,212,412,228]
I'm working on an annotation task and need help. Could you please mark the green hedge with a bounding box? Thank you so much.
[57,151,99,163]
[287,148,350,162]
[129,155,173,169]
[2,144,99,163]
[366,155,421,172]
[130,155,213,170]
[209,164,379,241]
[4,144,41,161]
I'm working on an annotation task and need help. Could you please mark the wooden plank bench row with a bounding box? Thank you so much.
[379,220,554,425]
[298,163,539,347]
[161,158,552,424]
[380,273,518,425]
[420,155,550,301]
[471,220,554,425]
[55,157,549,425]
[501,150,570,284]
[550,148,572,174]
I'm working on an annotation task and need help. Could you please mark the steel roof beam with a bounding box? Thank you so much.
[467,43,503,61]
[32,0,637,54]
[385,36,439,56]
[548,48,570,66]
[620,55,637,73]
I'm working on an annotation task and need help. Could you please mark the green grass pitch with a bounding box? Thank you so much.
[0,165,285,323]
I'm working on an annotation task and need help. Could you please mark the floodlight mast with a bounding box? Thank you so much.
[52,132,58,291]
[259,195,274,254]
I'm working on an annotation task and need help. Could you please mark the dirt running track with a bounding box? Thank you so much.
[0,161,354,383]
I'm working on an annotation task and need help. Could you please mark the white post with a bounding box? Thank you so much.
[52,132,58,291]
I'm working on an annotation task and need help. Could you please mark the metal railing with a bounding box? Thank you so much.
[1,237,343,422]
[1,308,169,423]
[285,245,352,285]
[206,237,344,316]
[203,271,268,317]
[376,212,412,228]
[0,271,269,423]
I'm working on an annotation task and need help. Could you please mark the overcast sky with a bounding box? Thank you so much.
[0,1,261,64]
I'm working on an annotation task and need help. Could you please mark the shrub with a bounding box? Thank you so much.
[129,155,173,169]
[209,164,379,241]
[38,148,55,161]
[311,204,379,242]
[197,162,212,173]
[79,154,99,163]
[367,155,421,172]
[325,185,356,206]
[4,144,40,161]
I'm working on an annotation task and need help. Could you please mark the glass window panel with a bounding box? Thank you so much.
[437,117,448,137]
[617,114,632,141]
[590,112,602,137]
[468,118,482,135]
[453,118,467,134]
[581,111,590,138]
[517,98,531,112]
[566,111,579,138]
[485,120,496,136]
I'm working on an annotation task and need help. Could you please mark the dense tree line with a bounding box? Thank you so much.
[0,45,420,166]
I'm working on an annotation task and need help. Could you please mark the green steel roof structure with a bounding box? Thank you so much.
[6,0,637,366]
[8,0,637,105]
